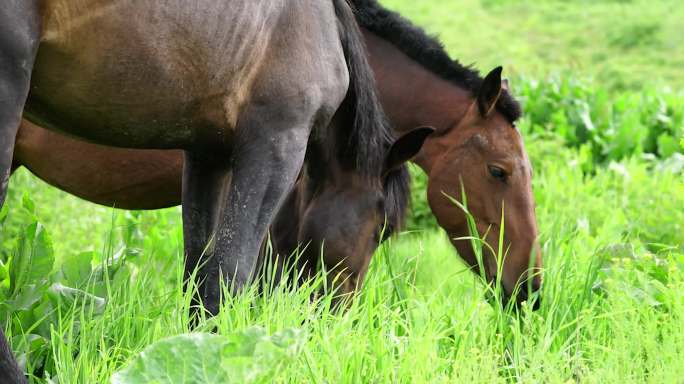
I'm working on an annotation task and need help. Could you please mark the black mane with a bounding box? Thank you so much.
[326,0,411,232]
[351,0,522,122]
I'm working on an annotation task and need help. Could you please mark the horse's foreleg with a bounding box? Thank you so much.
[0,2,41,208]
[181,152,232,316]
[183,109,311,316]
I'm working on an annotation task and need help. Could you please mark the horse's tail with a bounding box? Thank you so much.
[332,0,392,174]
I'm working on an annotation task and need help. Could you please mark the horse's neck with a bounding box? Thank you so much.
[363,29,472,173]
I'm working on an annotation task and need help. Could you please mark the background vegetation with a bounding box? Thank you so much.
[1,0,683,382]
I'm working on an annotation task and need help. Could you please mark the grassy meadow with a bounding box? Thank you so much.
[1,0,683,382]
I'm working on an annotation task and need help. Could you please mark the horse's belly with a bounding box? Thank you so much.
[25,0,286,149]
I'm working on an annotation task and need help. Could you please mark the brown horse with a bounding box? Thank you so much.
[1,0,418,316]
[268,124,433,301]
[11,0,543,307]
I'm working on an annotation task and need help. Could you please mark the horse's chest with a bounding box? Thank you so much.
[26,0,285,149]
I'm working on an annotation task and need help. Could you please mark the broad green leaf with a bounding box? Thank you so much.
[111,327,305,384]
[60,251,94,288]
[92,248,126,284]
[21,193,36,215]
[47,283,106,315]
[7,284,45,312]
[10,222,55,295]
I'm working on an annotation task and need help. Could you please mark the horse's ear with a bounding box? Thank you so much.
[477,66,503,117]
[384,126,435,175]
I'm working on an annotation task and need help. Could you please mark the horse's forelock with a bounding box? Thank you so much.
[383,164,411,235]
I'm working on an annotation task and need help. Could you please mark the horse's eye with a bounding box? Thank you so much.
[488,165,507,181]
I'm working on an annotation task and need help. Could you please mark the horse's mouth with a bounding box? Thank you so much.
[498,286,541,311]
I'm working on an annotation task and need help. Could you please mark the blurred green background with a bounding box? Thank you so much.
[384,0,684,91]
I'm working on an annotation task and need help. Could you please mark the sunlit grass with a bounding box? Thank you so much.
[2,134,683,382]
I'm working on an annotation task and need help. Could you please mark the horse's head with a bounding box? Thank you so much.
[298,128,433,295]
[425,67,542,308]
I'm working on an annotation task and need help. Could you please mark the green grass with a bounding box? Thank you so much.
[2,0,684,382]
[3,134,683,382]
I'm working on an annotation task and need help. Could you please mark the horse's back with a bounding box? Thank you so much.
[25,0,347,149]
